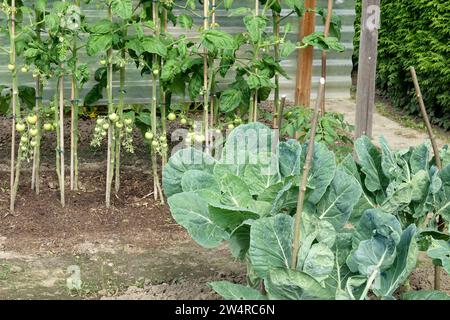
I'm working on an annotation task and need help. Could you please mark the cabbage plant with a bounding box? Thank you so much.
[341,136,450,245]
[163,123,419,300]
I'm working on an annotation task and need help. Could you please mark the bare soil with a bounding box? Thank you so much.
[0,99,449,300]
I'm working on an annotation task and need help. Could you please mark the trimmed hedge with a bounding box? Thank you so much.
[353,0,450,130]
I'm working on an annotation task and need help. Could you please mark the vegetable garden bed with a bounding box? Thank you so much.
[0,0,448,301]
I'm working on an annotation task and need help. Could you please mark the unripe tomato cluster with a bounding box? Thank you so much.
[91,114,135,153]
[144,131,168,155]
[16,114,40,159]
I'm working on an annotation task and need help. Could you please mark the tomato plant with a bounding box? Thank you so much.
[281,108,354,160]
[86,0,140,206]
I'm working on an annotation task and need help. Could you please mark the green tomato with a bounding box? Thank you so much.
[167,113,176,121]
[21,66,29,73]
[20,135,28,144]
[215,129,221,134]
[124,118,132,126]
[234,117,242,124]
[97,118,105,125]
[228,123,235,130]
[145,131,154,140]
[21,145,28,152]
[30,140,37,148]
[100,60,107,65]
[126,127,133,133]
[108,113,118,122]
[94,126,101,133]
[7,64,15,71]
[115,122,123,129]
[151,140,159,147]
[29,128,38,137]
[27,114,38,125]
[180,118,187,125]
[152,69,159,76]
[102,123,110,130]
[162,143,168,149]
[16,123,26,133]
[43,123,53,131]
[159,136,167,142]
[101,130,107,137]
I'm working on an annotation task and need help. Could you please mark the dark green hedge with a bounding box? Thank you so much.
[353,0,450,130]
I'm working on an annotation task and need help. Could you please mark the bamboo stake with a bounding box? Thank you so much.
[151,0,164,204]
[55,93,61,198]
[208,0,217,152]
[410,67,442,170]
[291,78,325,269]
[320,0,333,115]
[32,76,43,194]
[410,66,443,290]
[59,73,65,207]
[115,31,127,194]
[70,80,75,189]
[272,10,280,127]
[160,8,168,166]
[31,5,44,195]
[9,0,20,213]
[252,0,259,122]
[203,0,210,151]
[70,0,81,191]
[105,4,114,207]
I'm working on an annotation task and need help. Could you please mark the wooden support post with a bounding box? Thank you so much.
[320,0,333,115]
[294,0,316,107]
[355,0,380,139]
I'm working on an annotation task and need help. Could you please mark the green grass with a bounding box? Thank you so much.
[0,263,12,280]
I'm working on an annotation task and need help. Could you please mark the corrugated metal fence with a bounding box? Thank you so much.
[0,0,355,105]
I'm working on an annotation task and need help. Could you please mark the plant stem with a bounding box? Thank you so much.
[290,78,325,269]
[272,10,280,128]
[105,4,114,207]
[277,95,286,131]
[359,268,378,300]
[320,0,333,115]
[409,66,444,290]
